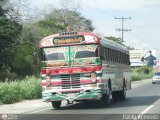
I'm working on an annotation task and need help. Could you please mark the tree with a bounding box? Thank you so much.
[4,0,36,23]
[44,8,94,32]
[105,36,134,49]
[127,46,134,50]
[0,0,22,71]
[105,36,124,45]
[0,0,6,17]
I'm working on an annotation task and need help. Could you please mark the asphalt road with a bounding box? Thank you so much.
[19,79,160,120]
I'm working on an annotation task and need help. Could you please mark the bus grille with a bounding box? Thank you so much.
[61,74,81,89]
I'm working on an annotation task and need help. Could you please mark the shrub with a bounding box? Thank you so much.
[131,66,153,81]
[0,76,41,104]
[130,73,141,81]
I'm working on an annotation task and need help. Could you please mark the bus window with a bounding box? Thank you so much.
[75,51,96,58]
[41,49,47,61]
[100,47,105,60]
[106,48,108,61]
[46,53,65,60]
[110,49,113,62]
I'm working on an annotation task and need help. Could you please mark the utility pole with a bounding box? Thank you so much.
[115,16,131,44]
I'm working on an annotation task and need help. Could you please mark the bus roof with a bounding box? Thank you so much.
[100,37,129,53]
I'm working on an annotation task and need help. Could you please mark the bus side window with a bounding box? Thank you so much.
[41,49,47,61]
[122,52,124,64]
[106,48,109,62]
[110,49,113,62]
[104,47,107,61]
[120,52,122,64]
[116,51,119,63]
[113,50,115,62]
[127,54,130,65]
[108,48,111,61]
[100,46,105,60]
[125,53,127,64]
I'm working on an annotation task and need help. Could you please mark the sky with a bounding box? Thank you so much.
[27,0,160,57]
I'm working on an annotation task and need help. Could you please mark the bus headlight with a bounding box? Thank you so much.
[46,75,51,87]
[91,73,96,82]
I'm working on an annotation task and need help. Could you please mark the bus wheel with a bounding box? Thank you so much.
[112,92,118,102]
[119,90,126,101]
[51,101,61,109]
[119,79,126,101]
[101,94,110,106]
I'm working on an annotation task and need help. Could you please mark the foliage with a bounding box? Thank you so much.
[105,36,124,45]
[0,76,41,104]
[0,0,6,17]
[3,0,36,23]
[131,66,153,81]
[127,46,134,50]
[105,36,134,50]
[44,8,94,32]
[0,0,95,81]
[0,0,22,73]
[11,42,34,75]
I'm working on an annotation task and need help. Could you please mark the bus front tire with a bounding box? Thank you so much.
[101,94,110,106]
[112,92,119,102]
[51,101,61,109]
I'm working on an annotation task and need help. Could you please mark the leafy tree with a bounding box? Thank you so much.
[127,46,134,50]
[105,36,134,49]
[44,8,94,32]
[4,0,36,23]
[0,0,6,17]
[0,0,22,72]
[105,36,124,45]
[11,42,34,76]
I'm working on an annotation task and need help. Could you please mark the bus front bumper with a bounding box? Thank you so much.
[43,89,103,103]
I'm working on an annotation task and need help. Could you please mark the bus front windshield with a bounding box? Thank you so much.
[42,44,100,67]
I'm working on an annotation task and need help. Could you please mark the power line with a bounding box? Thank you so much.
[115,16,131,44]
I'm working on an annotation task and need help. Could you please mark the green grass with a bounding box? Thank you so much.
[0,76,41,104]
[131,66,153,82]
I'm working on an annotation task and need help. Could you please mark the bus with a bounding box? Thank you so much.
[39,31,131,109]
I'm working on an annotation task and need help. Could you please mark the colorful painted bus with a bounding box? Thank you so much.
[39,31,131,109]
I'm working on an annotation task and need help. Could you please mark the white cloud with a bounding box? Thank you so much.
[80,0,160,10]
[29,0,160,10]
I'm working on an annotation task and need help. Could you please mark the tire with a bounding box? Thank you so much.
[119,90,126,101]
[51,101,61,109]
[101,94,110,106]
[152,82,156,84]
[112,92,119,102]
[119,79,126,101]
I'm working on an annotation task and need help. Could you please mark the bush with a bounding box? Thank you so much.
[131,66,153,82]
[0,76,41,104]
[0,71,18,82]
[130,73,141,81]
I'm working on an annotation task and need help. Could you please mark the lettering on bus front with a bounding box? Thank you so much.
[53,36,84,44]
[73,58,97,66]
[46,61,68,67]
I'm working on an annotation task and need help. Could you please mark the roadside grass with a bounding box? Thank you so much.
[131,66,153,82]
[0,76,41,104]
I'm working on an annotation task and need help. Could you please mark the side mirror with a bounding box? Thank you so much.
[33,51,38,65]
[128,61,131,65]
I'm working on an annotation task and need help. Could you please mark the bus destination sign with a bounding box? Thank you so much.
[53,36,85,44]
